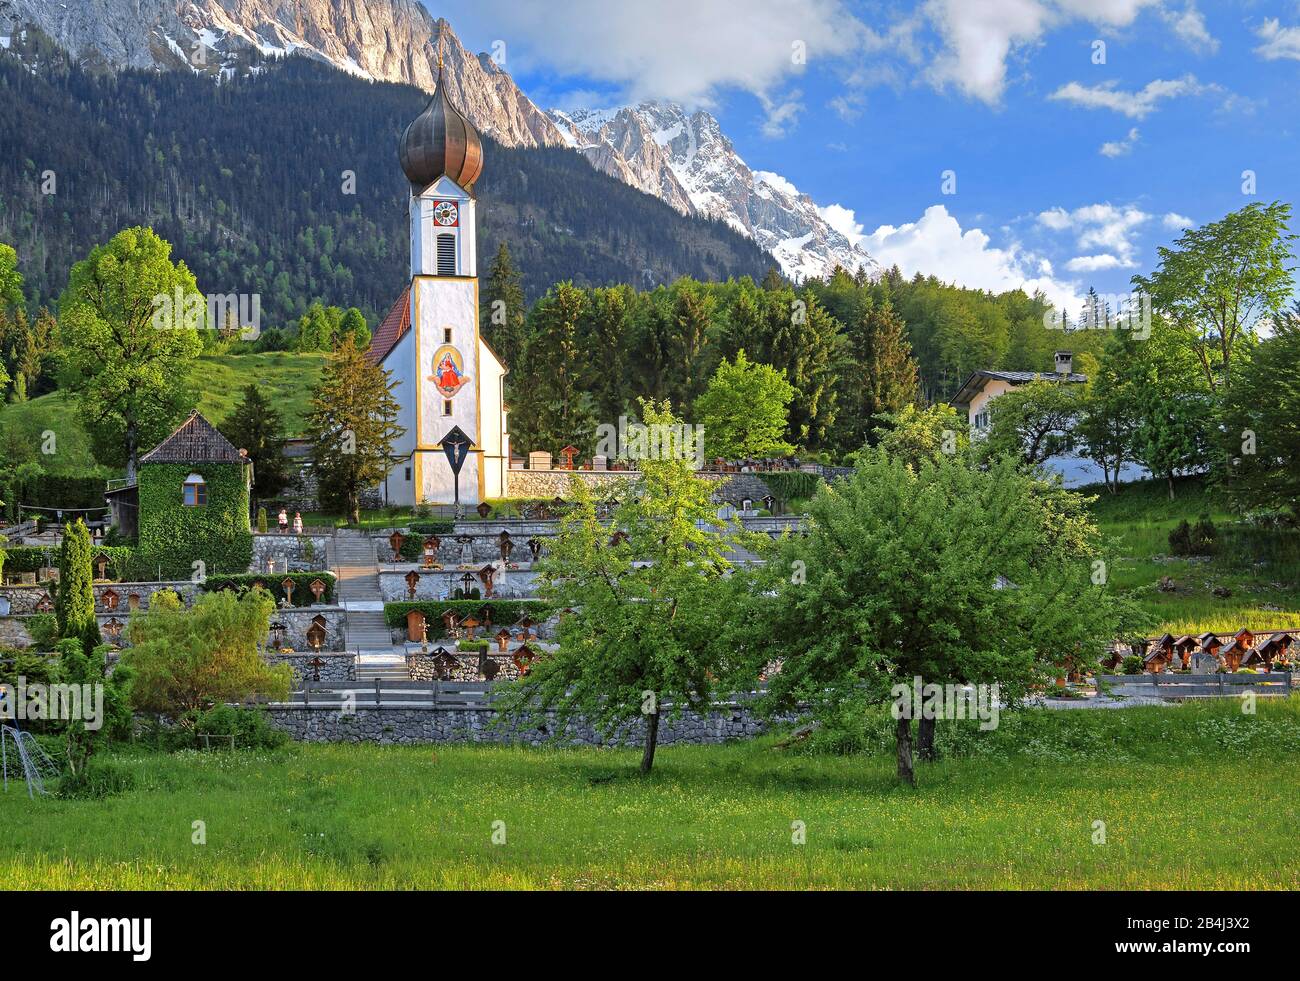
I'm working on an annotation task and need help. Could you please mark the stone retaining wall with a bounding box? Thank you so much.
[264,651,356,684]
[502,470,772,507]
[0,581,200,616]
[378,567,538,601]
[265,702,782,746]
[406,650,522,682]
[250,534,331,574]
[504,470,635,498]
[271,607,348,652]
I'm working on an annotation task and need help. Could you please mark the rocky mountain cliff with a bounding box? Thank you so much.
[0,0,566,148]
[0,0,876,280]
[549,104,878,281]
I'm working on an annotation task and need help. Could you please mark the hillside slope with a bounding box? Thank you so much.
[0,352,326,479]
[0,34,773,324]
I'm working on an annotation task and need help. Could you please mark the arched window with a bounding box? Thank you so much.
[182,473,207,507]
[436,233,457,276]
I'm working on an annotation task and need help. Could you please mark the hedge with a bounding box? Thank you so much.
[201,572,337,607]
[137,462,252,578]
[0,473,113,520]
[1,545,141,580]
[761,471,822,505]
[408,520,455,536]
[383,600,550,635]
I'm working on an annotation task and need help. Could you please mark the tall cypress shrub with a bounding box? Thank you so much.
[56,519,99,653]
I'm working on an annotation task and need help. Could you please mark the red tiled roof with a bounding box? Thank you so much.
[366,285,411,365]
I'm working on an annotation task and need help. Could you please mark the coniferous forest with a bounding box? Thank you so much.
[0,31,771,327]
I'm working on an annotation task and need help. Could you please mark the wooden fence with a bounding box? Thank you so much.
[1096,672,1293,700]
[264,679,497,709]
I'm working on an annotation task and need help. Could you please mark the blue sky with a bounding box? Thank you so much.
[436,1,1300,308]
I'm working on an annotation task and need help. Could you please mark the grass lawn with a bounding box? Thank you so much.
[0,352,326,474]
[1086,477,1300,635]
[3,700,1299,890]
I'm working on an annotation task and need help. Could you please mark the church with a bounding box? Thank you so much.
[365,59,510,507]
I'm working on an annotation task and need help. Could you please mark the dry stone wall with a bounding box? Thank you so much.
[265,702,786,746]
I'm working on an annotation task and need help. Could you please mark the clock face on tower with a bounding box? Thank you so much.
[432,200,459,227]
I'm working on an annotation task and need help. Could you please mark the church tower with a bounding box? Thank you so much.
[368,53,510,507]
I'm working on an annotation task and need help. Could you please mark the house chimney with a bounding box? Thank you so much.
[1054,351,1073,376]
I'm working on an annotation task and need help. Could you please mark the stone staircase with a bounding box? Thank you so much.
[354,653,410,682]
[333,531,394,654]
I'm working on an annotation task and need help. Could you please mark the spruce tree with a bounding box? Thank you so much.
[223,384,293,501]
[56,519,99,654]
[304,336,405,524]
[482,241,527,369]
[514,282,597,454]
[840,302,920,449]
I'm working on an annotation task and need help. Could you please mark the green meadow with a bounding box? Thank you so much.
[0,351,326,472]
[1086,477,1300,635]
[4,699,1298,890]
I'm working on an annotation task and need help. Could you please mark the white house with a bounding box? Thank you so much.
[949,351,1145,488]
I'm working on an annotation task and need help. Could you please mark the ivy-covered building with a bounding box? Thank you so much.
[131,411,253,578]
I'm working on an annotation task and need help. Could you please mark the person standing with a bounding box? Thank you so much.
[278,507,289,534]
[293,511,303,536]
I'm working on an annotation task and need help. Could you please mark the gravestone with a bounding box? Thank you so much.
[591,455,608,471]
[406,609,427,643]
[1190,651,1220,673]
[528,451,552,471]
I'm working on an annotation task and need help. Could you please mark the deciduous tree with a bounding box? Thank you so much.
[1221,303,1300,519]
[57,227,202,478]
[124,588,291,716]
[1132,202,1296,391]
[693,350,795,460]
[743,451,1137,785]
[494,400,756,774]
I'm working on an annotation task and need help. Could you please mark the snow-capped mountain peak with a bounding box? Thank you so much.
[2,0,875,280]
[548,102,878,281]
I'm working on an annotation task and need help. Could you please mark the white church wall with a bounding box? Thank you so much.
[381,327,419,507]
[414,276,482,505]
[478,339,507,499]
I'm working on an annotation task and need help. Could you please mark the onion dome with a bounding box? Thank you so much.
[398,64,483,191]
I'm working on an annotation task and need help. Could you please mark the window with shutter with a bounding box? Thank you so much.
[436,234,456,276]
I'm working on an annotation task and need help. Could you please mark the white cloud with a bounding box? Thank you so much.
[1066,254,1124,272]
[759,92,804,138]
[1255,18,1300,61]
[1164,2,1218,54]
[923,0,1162,104]
[817,202,865,241]
[445,0,864,112]
[1099,127,1139,157]
[1163,212,1193,229]
[860,204,1081,310]
[1049,74,1210,118]
[755,170,801,199]
[1036,202,1152,269]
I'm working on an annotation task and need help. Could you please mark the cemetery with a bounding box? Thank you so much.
[1,33,1298,897]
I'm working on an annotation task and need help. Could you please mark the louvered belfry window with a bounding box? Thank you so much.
[436,233,457,276]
